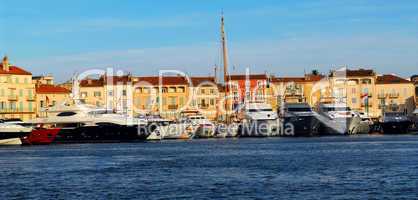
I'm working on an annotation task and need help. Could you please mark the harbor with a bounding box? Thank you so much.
[2,1,418,199]
[1,135,418,199]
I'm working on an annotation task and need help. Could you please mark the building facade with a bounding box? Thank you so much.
[36,84,71,117]
[0,56,36,121]
[375,74,415,116]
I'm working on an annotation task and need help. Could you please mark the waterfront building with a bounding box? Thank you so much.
[0,56,36,121]
[328,69,377,117]
[32,75,54,85]
[189,77,220,120]
[79,77,105,107]
[225,74,273,113]
[35,83,71,117]
[411,75,418,107]
[271,74,323,110]
[375,74,415,116]
[132,76,189,120]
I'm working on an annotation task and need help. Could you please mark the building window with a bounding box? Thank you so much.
[81,92,88,97]
[169,97,176,105]
[28,89,33,98]
[179,96,184,106]
[19,89,23,97]
[351,88,356,94]
[94,91,101,97]
[108,90,113,96]
[210,89,215,94]
[210,98,215,106]
[178,87,185,93]
[40,100,44,108]
[168,87,176,93]
[52,101,56,107]
[24,78,28,84]
[28,102,33,112]
[9,102,16,111]
[361,79,371,84]
[352,98,357,104]
[0,102,5,110]
[362,88,369,95]
[15,77,19,84]
[122,90,127,96]
[19,102,23,112]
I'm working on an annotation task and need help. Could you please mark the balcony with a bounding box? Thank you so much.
[388,93,399,98]
[199,104,210,109]
[377,93,386,99]
[361,102,373,107]
[8,95,18,101]
[167,105,178,110]
[26,96,36,101]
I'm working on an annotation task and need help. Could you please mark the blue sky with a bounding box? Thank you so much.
[1,0,418,82]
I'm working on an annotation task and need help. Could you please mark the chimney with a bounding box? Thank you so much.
[2,56,9,71]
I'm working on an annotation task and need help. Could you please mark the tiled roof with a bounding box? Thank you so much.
[227,74,268,81]
[376,74,411,84]
[272,77,305,83]
[105,75,131,84]
[0,64,32,75]
[331,69,375,77]
[36,84,71,94]
[272,75,324,83]
[190,76,216,86]
[79,78,104,87]
[134,76,188,85]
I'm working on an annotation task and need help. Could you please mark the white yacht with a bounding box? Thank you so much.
[316,103,362,135]
[178,110,215,138]
[28,105,149,143]
[238,102,279,137]
[0,120,33,145]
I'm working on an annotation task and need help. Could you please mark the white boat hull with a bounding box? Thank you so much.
[0,138,22,145]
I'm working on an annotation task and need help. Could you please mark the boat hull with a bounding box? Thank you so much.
[21,128,61,145]
[282,115,319,137]
[53,125,149,143]
[0,138,22,145]
[381,121,411,134]
[239,120,279,137]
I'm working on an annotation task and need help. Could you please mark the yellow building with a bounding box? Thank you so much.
[271,74,323,110]
[375,74,415,116]
[0,56,36,121]
[329,69,377,117]
[189,77,220,120]
[132,76,189,119]
[78,77,105,107]
[35,84,71,117]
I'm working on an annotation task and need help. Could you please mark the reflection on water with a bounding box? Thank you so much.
[1,135,418,199]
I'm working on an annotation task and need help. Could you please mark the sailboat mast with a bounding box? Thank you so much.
[221,14,229,84]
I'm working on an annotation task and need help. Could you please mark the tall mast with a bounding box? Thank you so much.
[221,13,229,84]
[220,12,230,122]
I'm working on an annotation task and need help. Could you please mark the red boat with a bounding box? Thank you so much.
[21,127,61,145]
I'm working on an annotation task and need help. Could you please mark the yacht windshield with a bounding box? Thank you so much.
[323,107,350,112]
[288,107,312,112]
[248,109,273,112]
[57,112,77,116]
[385,112,403,117]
